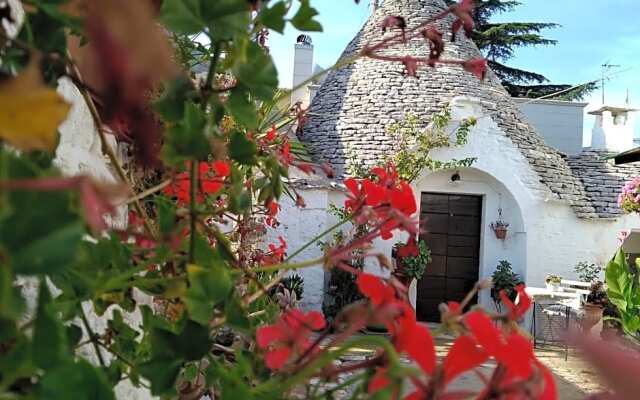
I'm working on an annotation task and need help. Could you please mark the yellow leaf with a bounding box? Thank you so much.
[0,57,70,152]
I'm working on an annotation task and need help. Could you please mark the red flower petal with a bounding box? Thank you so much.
[443,335,488,383]
[363,179,387,207]
[266,125,277,141]
[368,367,391,393]
[304,311,326,330]
[213,160,231,177]
[357,273,395,306]
[256,325,286,348]
[464,311,503,356]
[201,180,223,194]
[265,347,291,370]
[397,318,436,375]
[344,178,360,197]
[390,183,417,216]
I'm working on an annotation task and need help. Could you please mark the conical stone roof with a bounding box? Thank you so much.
[299,0,611,219]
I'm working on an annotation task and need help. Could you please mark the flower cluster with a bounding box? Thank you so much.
[162,160,230,206]
[353,273,556,399]
[344,164,418,240]
[256,309,325,370]
[618,176,640,214]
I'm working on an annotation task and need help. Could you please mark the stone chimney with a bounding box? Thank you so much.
[371,0,379,13]
[589,106,637,152]
[291,34,314,107]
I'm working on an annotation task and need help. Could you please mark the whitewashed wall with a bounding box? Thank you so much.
[267,185,342,311]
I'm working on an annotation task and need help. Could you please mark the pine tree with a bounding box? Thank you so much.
[446,0,596,100]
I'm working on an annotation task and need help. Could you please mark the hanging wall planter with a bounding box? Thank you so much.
[492,224,508,240]
[490,208,509,240]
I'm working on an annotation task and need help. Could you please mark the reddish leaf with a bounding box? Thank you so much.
[463,58,488,81]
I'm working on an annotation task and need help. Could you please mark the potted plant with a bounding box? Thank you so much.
[545,274,562,292]
[490,208,509,240]
[490,260,522,312]
[490,221,509,240]
[583,281,607,333]
[392,237,431,286]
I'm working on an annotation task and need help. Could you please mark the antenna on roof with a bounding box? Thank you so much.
[626,88,630,105]
[602,62,621,104]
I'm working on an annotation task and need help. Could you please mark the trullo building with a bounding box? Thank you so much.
[272,0,640,321]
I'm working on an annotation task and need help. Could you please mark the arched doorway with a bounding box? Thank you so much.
[410,168,527,322]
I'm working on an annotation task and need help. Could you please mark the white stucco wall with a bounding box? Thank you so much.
[514,98,587,155]
[267,186,343,311]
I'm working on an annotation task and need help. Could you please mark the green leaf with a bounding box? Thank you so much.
[36,359,115,400]
[157,196,178,236]
[225,296,250,332]
[202,0,251,40]
[229,130,258,165]
[0,265,24,319]
[226,89,258,129]
[229,189,252,214]
[260,1,288,33]
[290,0,323,32]
[138,358,183,396]
[163,101,211,165]
[185,263,233,325]
[0,336,33,389]
[160,0,205,34]
[154,76,196,122]
[233,43,279,100]
[11,222,84,275]
[33,282,67,370]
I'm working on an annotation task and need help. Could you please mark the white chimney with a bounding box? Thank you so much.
[589,106,637,152]
[291,35,314,107]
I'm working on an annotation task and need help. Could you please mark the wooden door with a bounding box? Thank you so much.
[416,193,482,322]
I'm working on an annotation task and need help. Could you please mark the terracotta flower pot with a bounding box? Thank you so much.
[493,227,508,240]
[582,304,604,333]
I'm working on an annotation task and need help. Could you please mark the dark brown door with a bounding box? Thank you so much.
[416,193,481,322]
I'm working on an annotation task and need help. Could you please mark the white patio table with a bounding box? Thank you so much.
[522,287,583,360]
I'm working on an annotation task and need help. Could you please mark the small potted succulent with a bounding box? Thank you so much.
[583,281,607,333]
[490,208,509,240]
[392,236,431,286]
[545,274,562,292]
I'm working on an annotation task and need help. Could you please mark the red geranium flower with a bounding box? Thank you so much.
[266,125,277,141]
[256,309,325,370]
[500,284,531,321]
[464,311,556,398]
[397,236,419,258]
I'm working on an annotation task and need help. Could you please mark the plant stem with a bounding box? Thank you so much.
[188,159,198,263]
[251,257,324,274]
[285,218,349,262]
[80,307,106,367]
[66,53,157,239]
[188,42,222,262]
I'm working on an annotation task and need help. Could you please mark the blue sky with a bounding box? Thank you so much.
[268,0,640,139]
